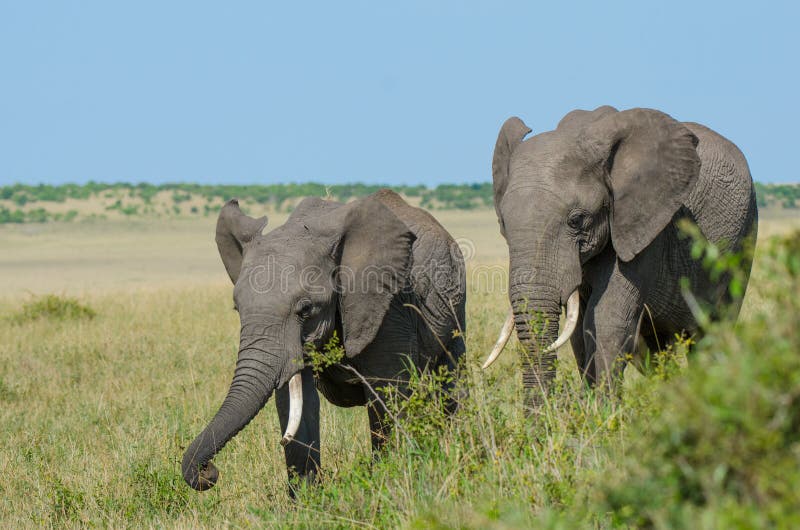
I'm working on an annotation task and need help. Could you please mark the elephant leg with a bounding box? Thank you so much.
[367,398,391,452]
[274,367,321,495]
[437,333,467,416]
[365,379,414,454]
[352,298,419,454]
[583,263,645,389]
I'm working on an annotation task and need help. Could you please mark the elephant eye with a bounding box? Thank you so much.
[567,211,586,230]
[295,299,314,318]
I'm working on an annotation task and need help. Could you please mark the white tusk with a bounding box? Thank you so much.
[543,289,580,354]
[482,308,515,369]
[280,373,303,446]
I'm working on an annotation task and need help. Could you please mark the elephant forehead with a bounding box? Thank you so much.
[509,129,593,174]
[240,252,300,276]
[243,235,322,268]
[502,181,568,211]
[235,257,303,298]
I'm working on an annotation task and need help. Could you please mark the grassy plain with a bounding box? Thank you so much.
[1,207,798,527]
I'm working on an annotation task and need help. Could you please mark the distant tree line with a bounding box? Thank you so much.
[754,182,800,209]
[0,181,797,223]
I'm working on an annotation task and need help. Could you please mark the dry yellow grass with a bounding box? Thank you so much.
[0,207,797,527]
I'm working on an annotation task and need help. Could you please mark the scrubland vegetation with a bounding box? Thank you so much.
[1,204,799,528]
[0,182,496,223]
[2,181,798,224]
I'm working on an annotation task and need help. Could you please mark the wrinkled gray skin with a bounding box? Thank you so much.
[182,189,466,493]
[492,106,757,409]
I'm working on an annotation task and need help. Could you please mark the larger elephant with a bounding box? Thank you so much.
[182,189,466,492]
[484,106,757,409]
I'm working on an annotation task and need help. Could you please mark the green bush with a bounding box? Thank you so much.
[567,231,800,528]
[11,295,97,323]
[0,206,26,223]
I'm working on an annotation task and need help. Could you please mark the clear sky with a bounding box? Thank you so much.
[1,1,797,186]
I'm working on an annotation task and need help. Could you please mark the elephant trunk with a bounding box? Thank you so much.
[502,226,582,412]
[181,336,281,491]
[511,282,562,411]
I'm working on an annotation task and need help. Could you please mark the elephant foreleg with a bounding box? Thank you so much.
[275,367,321,495]
[367,397,392,452]
[583,262,645,389]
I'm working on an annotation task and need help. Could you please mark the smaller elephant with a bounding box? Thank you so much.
[182,189,466,493]
[483,106,757,407]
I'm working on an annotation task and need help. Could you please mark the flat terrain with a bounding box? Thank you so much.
[0,208,516,296]
[1,207,798,527]
[3,207,797,296]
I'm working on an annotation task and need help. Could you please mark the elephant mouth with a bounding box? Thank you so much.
[482,289,580,369]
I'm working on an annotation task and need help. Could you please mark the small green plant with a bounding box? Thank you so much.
[380,361,456,444]
[48,476,85,524]
[305,331,345,374]
[126,460,191,515]
[633,331,693,382]
[0,378,18,402]
[677,218,755,327]
[677,218,754,300]
[11,294,97,323]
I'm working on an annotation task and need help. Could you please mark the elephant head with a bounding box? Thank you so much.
[182,193,415,490]
[485,106,701,407]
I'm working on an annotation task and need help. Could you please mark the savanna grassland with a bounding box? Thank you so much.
[1,198,799,528]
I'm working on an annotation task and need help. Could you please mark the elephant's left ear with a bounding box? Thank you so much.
[583,108,701,261]
[339,192,415,357]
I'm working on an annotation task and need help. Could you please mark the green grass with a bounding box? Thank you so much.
[1,218,798,527]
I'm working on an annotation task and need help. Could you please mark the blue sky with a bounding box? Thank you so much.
[1,1,797,185]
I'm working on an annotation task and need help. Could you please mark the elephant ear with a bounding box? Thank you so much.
[339,194,416,357]
[310,192,415,357]
[215,199,268,284]
[492,117,531,234]
[582,108,701,262]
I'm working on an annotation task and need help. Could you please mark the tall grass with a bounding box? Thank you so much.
[1,233,797,528]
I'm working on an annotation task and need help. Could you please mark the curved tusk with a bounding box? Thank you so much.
[482,308,515,369]
[543,289,580,354]
[280,373,303,446]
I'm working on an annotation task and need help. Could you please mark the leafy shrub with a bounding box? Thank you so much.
[171,191,192,203]
[11,295,97,323]
[570,231,800,528]
[0,206,26,223]
[12,192,29,206]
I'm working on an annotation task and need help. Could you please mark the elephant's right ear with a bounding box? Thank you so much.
[215,199,268,284]
[492,117,531,235]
